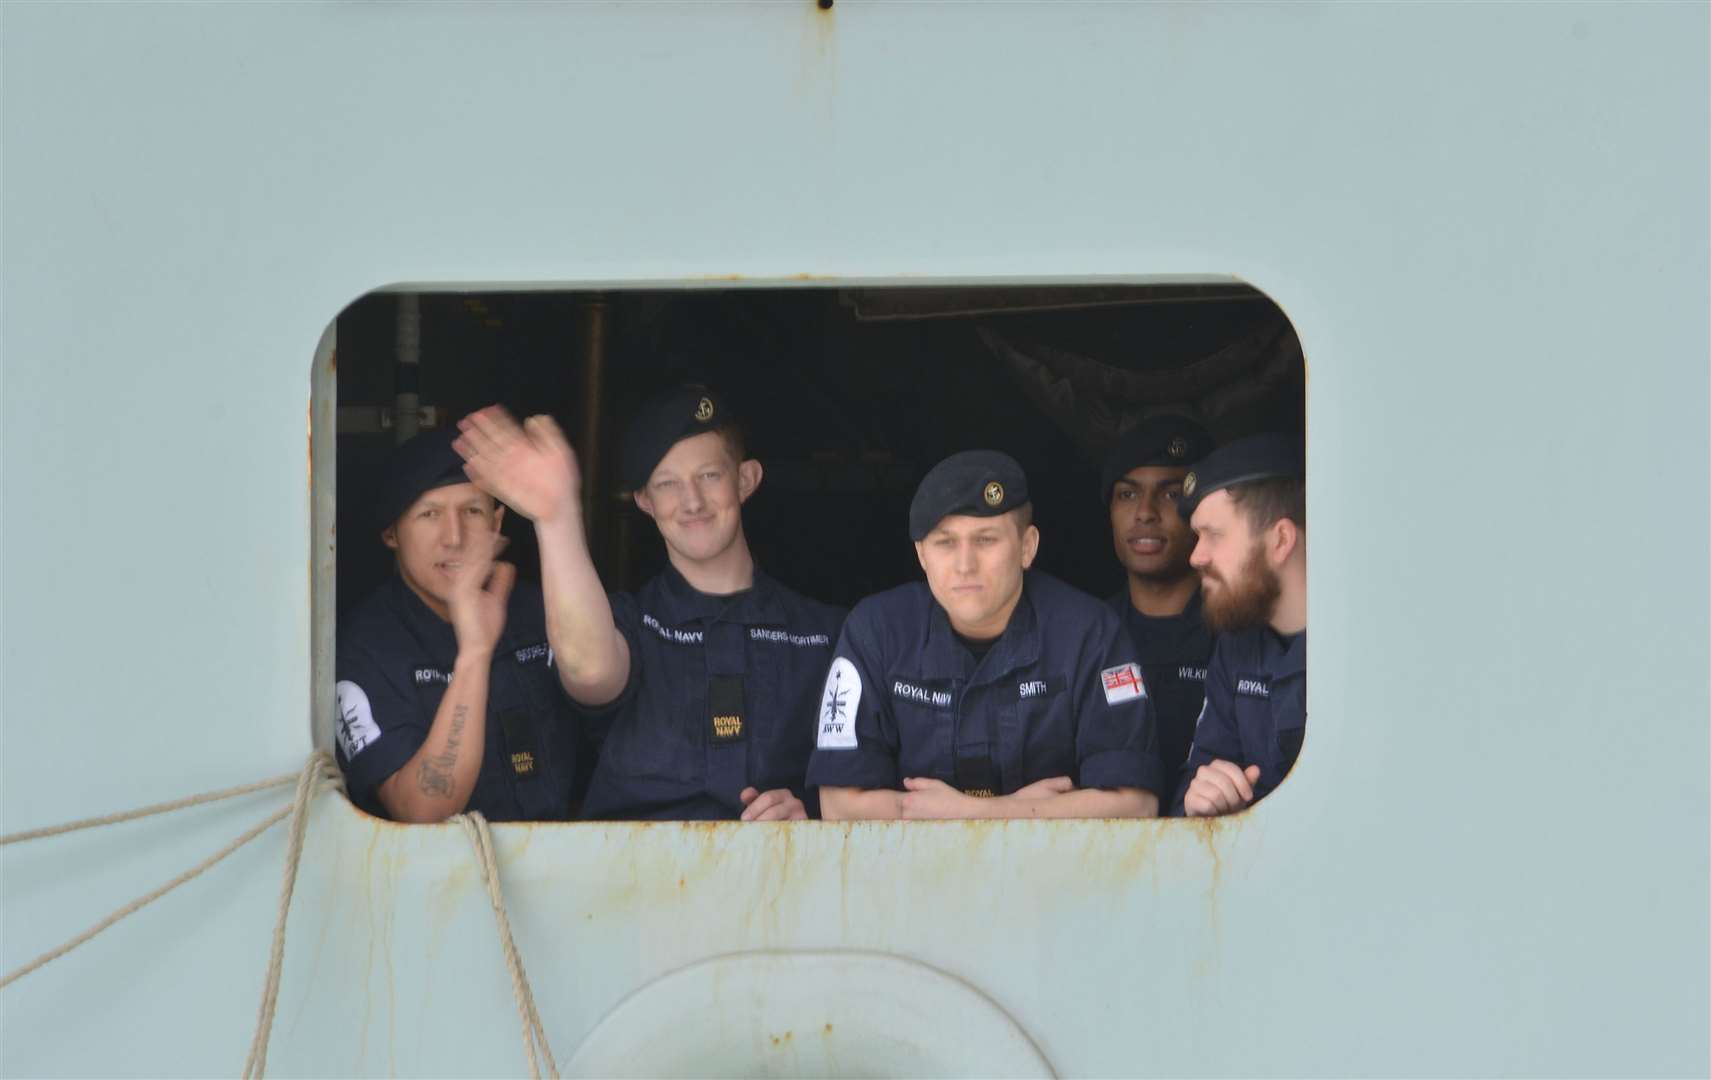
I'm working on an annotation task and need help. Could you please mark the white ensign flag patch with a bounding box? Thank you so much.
[817,657,861,748]
[334,680,382,759]
[1101,663,1147,705]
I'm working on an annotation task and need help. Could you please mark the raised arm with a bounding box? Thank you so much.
[376,525,513,823]
[455,406,631,705]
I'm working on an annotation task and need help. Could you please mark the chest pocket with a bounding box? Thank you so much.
[500,641,583,819]
[1006,674,1075,788]
[1232,672,1305,797]
[890,679,957,781]
[1269,672,1306,781]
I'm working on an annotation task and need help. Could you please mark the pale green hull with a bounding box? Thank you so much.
[2,3,1706,1076]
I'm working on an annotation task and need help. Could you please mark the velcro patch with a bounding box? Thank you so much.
[709,675,746,744]
[817,657,861,749]
[1101,663,1147,705]
[334,680,382,759]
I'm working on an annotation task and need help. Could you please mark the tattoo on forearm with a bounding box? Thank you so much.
[417,704,469,798]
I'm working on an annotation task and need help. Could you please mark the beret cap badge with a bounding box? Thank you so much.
[693,397,715,422]
[1183,472,1197,497]
[1168,436,1189,459]
[983,481,1005,507]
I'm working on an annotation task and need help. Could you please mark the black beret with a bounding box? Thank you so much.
[372,427,468,536]
[1176,433,1304,523]
[908,450,1030,541]
[1100,414,1215,503]
[620,384,735,492]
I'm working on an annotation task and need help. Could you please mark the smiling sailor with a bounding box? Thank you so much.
[1102,414,1219,803]
[455,385,845,821]
[807,450,1166,820]
[1172,433,1306,817]
[333,429,588,824]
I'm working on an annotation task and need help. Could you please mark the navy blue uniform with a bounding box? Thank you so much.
[806,571,1166,798]
[334,577,588,821]
[577,566,846,821]
[1173,627,1305,813]
[1108,588,1216,803]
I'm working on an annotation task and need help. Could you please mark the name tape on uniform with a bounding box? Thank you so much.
[513,642,554,666]
[1100,663,1147,705]
[1236,678,1271,698]
[334,680,382,760]
[817,657,861,748]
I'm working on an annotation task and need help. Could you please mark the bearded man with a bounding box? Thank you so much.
[1172,434,1306,817]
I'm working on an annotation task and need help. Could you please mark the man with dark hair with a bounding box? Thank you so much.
[455,386,844,821]
[1172,433,1306,817]
[333,429,589,823]
[808,450,1165,820]
[1101,414,1218,802]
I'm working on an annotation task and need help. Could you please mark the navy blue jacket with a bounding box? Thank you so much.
[334,576,588,822]
[1108,588,1217,803]
[1173,627,1306,814]
[806,572,1166,798]
[576,566,846,821]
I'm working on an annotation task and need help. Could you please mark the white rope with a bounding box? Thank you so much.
[241,751,342,1079]
[456,811,559,1080]
[0,752,554,1080]
[0,753,340,995]
[0,772,299,846]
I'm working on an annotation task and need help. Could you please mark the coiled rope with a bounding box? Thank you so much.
[0,751,556,1079]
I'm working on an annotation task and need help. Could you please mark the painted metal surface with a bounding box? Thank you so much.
[2,2,1706,1076]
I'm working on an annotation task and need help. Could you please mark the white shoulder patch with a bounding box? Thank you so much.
[817,657,861,749]
[334,680,382,760]
[1101,662,1147,705]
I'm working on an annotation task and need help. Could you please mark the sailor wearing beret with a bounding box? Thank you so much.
[1101,414,1220,804]
[333,428,590,823]
[807,450,1166,819]
[456,386,844,821]
[1172,434,1307,817]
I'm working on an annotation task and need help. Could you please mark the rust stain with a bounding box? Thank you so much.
[823,1022,833,1034]
[690,272,835,284]
[1187,815,1230,898]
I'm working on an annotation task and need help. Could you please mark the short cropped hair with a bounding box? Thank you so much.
[1012,502,1034,533]
[1227,476,1304,534]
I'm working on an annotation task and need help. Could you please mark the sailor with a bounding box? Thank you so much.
[1101,414,1219,805]
[807,450,1165,820]
[455,386,845,821]
[1172,433,1306,817]
[333,429,588,823]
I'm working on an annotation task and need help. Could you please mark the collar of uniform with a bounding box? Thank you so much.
[1266,627,1306,678]
[921,572,1043,683]
[1111,583,1204,623]
[385,573,458,657]
[654,562,787,627]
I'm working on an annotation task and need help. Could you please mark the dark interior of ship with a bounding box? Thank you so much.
[334,284,1305,617]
